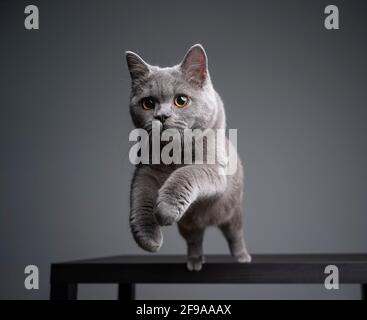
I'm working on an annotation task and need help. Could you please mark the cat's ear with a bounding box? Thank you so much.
[180,44,208,87]
[126,51,150,81]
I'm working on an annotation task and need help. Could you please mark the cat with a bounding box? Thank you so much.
[126,44,251,271]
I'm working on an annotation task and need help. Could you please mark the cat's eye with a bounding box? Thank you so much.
[174,94,189,108]
[141,97,155,110]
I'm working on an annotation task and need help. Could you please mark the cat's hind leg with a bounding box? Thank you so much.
[219,212,251,263]
[178,223,205,271]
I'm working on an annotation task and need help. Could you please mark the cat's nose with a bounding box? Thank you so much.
[154,114,170,123]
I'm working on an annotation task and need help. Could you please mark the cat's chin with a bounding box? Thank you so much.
[161,124,187,132]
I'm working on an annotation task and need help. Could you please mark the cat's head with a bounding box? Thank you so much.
[126,44,223,132]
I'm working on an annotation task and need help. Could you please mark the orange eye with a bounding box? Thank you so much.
[174,95,189,108]
[141,97,155,110]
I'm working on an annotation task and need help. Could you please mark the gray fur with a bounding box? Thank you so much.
[126,44,251,270]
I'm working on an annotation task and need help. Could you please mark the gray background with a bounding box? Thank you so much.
[1,0,366,299]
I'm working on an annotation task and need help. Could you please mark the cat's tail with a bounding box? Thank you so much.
[130,211,163,253]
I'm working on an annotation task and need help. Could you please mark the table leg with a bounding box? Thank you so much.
[50,283,78,300]
[118,283,135,300]
[361,284,367,300]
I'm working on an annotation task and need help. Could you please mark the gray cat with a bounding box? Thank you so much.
[126,44,251,271]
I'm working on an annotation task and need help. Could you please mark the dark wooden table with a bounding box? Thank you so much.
[50,254,367,300]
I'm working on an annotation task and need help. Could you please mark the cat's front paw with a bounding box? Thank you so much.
[235,252,252,263]
[153,201,180,226]
[131,224,163,253]
[186,256,205,271]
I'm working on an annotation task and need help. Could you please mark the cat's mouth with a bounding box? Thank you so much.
[143,120,187,137]
[158,119,188,131]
